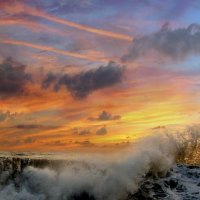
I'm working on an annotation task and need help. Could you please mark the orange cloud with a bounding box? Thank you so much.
[2,2,133,42]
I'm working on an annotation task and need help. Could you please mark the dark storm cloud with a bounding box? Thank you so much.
[44,61,124,99]
[89,111,121,121]
[42,72,57,89]
[96,126,107,135]
[122,23,200,61]
[72,128,91,136]
[55,61,124,98]
[0,58,31,97]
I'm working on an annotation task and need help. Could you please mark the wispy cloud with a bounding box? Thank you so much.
[96,126,107,135]
[89,111,121,121]
[73,128,91,136]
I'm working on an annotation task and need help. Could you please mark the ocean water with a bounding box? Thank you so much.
[0,126,199,200]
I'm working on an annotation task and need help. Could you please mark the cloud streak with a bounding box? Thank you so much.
[12,124,60,130]
[0,18,73,37]
[1,2,132,41]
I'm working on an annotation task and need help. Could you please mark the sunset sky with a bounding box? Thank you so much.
[0,0,200,151]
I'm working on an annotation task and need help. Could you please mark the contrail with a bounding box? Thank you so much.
[2,2,132,42]
[0,18,76,38]
[1,39,108,62]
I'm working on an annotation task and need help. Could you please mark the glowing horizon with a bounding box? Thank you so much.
[0,0,200,151]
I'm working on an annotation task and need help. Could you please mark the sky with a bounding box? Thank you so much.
[0,0,200,151]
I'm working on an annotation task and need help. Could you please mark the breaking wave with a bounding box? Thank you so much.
[0,125,199,200]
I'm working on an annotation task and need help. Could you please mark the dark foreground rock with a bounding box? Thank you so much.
[129,164,200,200]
